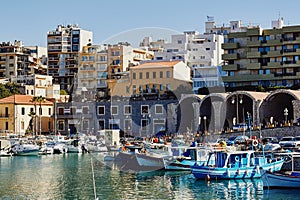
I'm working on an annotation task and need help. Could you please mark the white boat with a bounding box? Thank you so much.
[53,142,68,154]
[0,139,12,157]
[262,154,300,189]
[135,151,167,170]
[39,141,55,155]
[84,140,108,152]
[66,139,82,153]
[11,143,40,156]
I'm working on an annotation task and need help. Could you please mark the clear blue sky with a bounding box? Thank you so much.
[0,0,296,47]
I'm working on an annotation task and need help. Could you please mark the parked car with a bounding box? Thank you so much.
[226,135,249,146]
[279,136,299,148]
[262,137,279,145]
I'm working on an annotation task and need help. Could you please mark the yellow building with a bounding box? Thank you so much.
[110,60,192,97]
[0,95,53,136]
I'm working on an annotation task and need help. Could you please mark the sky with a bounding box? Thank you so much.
[0,0,297,47]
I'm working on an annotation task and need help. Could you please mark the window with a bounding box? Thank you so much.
[141,119,149,131]
[139,72,143,79]
[133,85,136,94]
[21,121,24,130]
[160,84,164,91]
[155,105,163,114]
[160,71,163,78]
[48,108,51,115]
[111,106,118,115]
[82,106,89,114]
[83,120,89,130]
[166,71,171,78]
[124,119,132,131]
[99,120,105,130]
[206,48,210,51]
[146,72,149,79]
[141,105,149,114]
[58,120,64,131]
[133,72,136,79]
[73,37,79,43]
[21,107,25,115]
[166,84,170,91]
[153,72,156,79]
[98,106,105,115]
[73,45,79,51]
[124,105,132,115]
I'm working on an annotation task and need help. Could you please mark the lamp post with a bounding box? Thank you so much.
[203,116,207,134]
[284,108,288,125]
[231,94,243,125]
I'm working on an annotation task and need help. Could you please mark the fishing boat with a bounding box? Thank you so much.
[261,154,300,189]
[0,139,12,157]
[11,143,40,156]
[191,150,284,179]
[164,147,210,171]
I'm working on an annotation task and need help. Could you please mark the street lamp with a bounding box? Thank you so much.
[231,94,243,125]
[284,108,288,124]
[203,116,207,134]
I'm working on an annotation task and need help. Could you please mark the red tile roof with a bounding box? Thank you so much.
[0,95,53,105]
[133,61,181,69]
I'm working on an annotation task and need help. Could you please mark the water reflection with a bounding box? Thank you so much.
[0,154,299,199]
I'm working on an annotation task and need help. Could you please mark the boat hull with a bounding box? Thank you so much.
[262,170,300,189]
[191,159,284,179]
[135,153,165,170]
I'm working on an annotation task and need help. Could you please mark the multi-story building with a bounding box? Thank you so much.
[0,95,53,136]
[110,60,191,98]
[221,18,300,88]
[11,74,60,100]
[0,41,46,79]
[76,44,108,100]
[47,24,93,92]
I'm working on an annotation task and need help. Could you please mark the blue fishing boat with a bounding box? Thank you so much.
[191,150,284,179]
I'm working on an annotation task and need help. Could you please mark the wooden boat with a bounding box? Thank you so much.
[261,170,300,189]
[261,154,300,189]
[191,150,284,179]
[164,147,209,171]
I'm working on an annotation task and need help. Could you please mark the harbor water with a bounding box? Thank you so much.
[0,153,299,200]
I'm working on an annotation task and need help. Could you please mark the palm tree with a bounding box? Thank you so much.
[31,96,46,136]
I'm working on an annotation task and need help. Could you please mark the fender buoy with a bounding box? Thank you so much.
[252,139,258,147]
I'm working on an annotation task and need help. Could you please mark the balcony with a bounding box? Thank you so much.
[264,50,282,57]
[246,28,262,36]
[262,62,282,69]
[222,53,239,60]
[282,60,300,68]
[246,40,261,47]
[282,36,300,45]
[265,39,282,46]
[246,63,261,70]
[0,114,9,118]
[246,52,261,58]
[283,26,300,33]
[222,74,274,82]
[222,64,239,71]
[222,42,240,49]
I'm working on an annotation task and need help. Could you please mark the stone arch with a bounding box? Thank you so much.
[199,93,227,134]
[176,94,202,133]
[260,89,300,127]
[225,91,257,131]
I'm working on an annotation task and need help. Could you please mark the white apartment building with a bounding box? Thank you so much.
[11,74,60,100]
